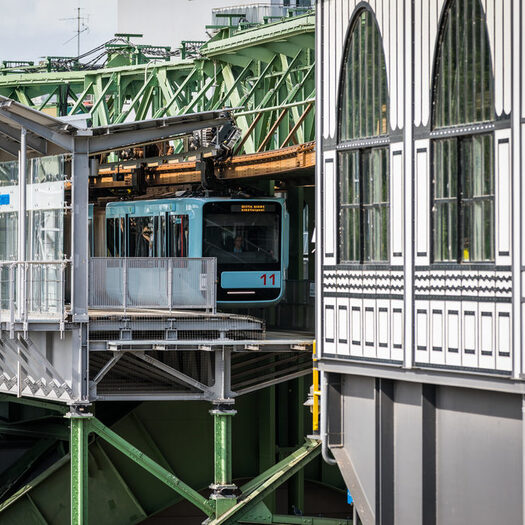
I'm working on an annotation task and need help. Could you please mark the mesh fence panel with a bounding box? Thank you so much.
[0,261,66,322]
[88,257,216,311]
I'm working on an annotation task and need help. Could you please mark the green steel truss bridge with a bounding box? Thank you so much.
[0,14,315,160]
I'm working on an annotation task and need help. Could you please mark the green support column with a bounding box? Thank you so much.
[258,385,276,513]
[286,186,306,329]
[304,186,315,282]
[210,404,237,517]
[288,377,305,514]
[287,186,304,281]
[69,412,91,525]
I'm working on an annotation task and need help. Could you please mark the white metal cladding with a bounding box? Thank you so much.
[320,0,514,137]
[321,0,408,141]
[523,4,525,120]
[317,0,523,379]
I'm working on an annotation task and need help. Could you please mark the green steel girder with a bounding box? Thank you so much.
[240,503,352,525]
[70,417,88,525]
[208,439,321,525]
[86,416,216,517]
[72,419,324,525]
[213,409,235,487]
[0,438,57,502]
[0,14,315,156]
[0,390,346,525]
[0,393,68,415]
[69,80,94,115]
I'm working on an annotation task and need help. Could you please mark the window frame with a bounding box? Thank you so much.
[430,0,495,265]
[336,7,390,266]
[338,146,390,264]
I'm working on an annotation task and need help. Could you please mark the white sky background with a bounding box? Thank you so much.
[0,1,118,63]
[0,0,268,64]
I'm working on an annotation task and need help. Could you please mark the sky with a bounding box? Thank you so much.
[0,1,118,63]
[0,0,281,64]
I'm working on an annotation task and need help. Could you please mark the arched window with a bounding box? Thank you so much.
[432,0,494,262]
[338,9,389,263]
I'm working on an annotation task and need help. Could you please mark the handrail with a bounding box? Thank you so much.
[0,260,69,333]
[88,257,217,312]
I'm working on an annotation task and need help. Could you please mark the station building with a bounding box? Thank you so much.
[316,0,525,523]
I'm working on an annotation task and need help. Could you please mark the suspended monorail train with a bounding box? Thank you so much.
[91,197,289,306]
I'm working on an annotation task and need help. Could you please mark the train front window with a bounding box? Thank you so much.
[203,203,280,265]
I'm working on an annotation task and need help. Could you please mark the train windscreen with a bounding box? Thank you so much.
[203,202,280,266]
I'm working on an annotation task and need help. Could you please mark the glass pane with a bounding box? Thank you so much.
[434,201,458,261]
[362,147,389,261]
[0,161,18,187]
[340,207,360,262]
[31,156,66,183]
[203,211,280,265]
[128,216,155,257]
[339,151,359,205]
[0,211,17,261]
[158,215,167,257]
[340,9,388,140]
[434,0,493,127]
[339,151,360,262]
[106,218,117,257]
[170,215,189,257]
[434,139,458,199]
[460,134,494,261]
[29,210,64,260]
[363,207,372,262]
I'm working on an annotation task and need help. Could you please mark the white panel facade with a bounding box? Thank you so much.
[495,129,512,265]
[390,147,404,263]
[318,0,519,377]
[414,141,430,265]
[322,152,336,265]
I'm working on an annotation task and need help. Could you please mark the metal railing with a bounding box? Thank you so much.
[0,261,68,331]
[211,2,313,26]
[88,257,217,312]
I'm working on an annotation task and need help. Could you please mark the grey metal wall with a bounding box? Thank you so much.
[326,372,523,524]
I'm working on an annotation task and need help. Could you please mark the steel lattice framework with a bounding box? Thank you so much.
[0,14,315,157]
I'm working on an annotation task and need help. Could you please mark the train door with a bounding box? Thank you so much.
[106,216,125,256]
[168,214,189,257]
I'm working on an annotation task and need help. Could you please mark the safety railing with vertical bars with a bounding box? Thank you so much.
[88,257,217,313]
[0,261,68,333]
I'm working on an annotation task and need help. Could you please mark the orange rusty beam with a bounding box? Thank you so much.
[279,103,313,149]
[90,142,315,190]
[221,142,315,180]
[256,108,288,153]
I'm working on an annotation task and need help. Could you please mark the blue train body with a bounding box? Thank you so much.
[103,197,289,306]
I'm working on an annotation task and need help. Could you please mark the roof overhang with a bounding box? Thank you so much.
[0,96,233,161]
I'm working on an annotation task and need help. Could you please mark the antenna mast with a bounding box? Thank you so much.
[60,7,89,57]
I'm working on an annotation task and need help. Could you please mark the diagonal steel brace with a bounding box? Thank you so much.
[207,439,321,525]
